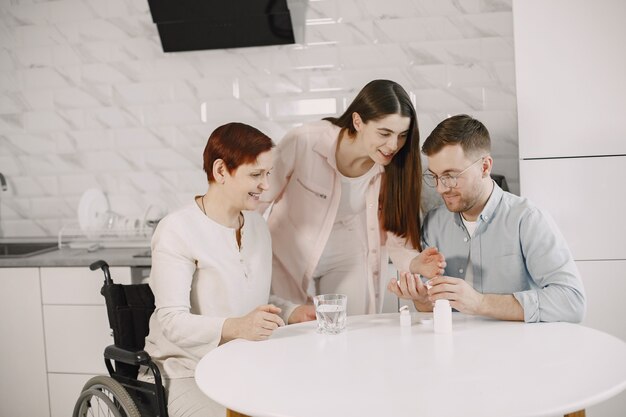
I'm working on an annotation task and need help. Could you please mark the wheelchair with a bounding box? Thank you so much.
[73,260,169,417]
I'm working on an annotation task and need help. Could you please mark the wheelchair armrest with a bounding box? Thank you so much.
[104,345,152,366]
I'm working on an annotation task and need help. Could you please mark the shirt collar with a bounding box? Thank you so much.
[479,180,503,223]
[312,122,384,176]
[312,122,341,170]
[453,180,503,226]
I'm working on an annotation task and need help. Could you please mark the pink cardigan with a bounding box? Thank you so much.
[260,121,418,313]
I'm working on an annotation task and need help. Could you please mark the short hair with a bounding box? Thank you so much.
[203,122,275,183]
[422,114,491,158]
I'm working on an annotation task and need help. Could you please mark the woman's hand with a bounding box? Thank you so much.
[288,304,316,324]
[221,304,285,343]
[387,271,433,312]
[410,247,446,278]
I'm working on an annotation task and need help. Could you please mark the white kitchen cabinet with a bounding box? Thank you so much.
[48,373,96,417]
[578,260,626,342]
[41,266,132,415]
[514,0,626,159]
[0,268,50,417]
[515,2,626,414]
[41,266,132,305]
[44,305,113,374]
[579,260,626,416]
[519,156,626,261]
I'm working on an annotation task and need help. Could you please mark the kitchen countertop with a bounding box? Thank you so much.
[0,246,151,268]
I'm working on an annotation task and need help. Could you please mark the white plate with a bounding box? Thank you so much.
[77,188,110,232]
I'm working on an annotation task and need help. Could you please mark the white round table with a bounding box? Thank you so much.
[196,313,626,417]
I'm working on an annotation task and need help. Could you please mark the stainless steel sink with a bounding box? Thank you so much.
[0,242,59,258]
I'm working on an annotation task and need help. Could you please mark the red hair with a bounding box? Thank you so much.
[203,122,274,183]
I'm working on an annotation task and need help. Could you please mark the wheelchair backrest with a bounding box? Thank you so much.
[101,283,155,351]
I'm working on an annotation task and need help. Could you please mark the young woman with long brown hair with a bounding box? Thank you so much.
[259,80,445,314]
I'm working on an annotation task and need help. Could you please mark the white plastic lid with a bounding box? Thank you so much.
[435,299,450,308]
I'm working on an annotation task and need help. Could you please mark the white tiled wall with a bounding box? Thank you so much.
[0,0,518,237]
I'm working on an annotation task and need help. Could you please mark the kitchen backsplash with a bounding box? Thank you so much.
[0,0,517,237]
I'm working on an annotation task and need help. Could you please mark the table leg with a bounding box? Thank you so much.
[227,409,251,417]
[564,410,586,417]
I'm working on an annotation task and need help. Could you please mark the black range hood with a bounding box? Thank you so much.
[147,0,296,52]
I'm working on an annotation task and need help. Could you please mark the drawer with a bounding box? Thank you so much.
[41,266,131,305]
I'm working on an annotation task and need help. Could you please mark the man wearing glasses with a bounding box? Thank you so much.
[388,114,585,322]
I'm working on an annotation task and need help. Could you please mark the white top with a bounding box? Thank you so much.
[196,314,626,417]
[461,215,478,288]
[336,165,378,220]
[143,203,296,379]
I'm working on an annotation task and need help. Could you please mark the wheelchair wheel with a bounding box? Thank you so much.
[73,375,141,417]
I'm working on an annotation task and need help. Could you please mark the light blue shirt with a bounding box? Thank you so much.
[421,183,586,323]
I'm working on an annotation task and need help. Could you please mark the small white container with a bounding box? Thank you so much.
[399,306,411,327]
[434,299,452,333]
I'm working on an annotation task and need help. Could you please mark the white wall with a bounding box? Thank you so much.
[0,0,519,237]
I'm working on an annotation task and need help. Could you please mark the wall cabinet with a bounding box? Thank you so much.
[514,0,626,159]
[0,268,50,417]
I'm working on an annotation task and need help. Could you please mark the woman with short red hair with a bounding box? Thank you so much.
[141,122,315,417]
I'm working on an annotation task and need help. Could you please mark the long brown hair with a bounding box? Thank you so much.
[325,80,422,250]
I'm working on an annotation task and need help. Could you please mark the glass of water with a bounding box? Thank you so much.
[314,294,347,334]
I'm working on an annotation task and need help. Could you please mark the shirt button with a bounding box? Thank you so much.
[463,237,468,242]
[483,215,489,220]
[459,268,464,274]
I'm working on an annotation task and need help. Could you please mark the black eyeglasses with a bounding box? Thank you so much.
[423,156,486,188]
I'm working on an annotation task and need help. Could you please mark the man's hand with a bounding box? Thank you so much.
[410,247,446,278]
[427,276,484,314]
[288,304,316,324]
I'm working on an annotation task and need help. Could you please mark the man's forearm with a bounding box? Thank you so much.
[477,294,524,321]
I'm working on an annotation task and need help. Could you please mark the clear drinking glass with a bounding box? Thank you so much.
[314,294,347,334]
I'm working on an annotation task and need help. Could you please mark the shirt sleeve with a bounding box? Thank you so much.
[268,294,299,324]
[513,208,586,323]
[386,231,420,273]
[149,219,226,358]
[257,127,300,214]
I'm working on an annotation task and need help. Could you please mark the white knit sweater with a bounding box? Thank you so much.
[143,202,296,379]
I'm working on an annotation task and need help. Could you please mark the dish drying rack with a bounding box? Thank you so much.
[58,222,154,249]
